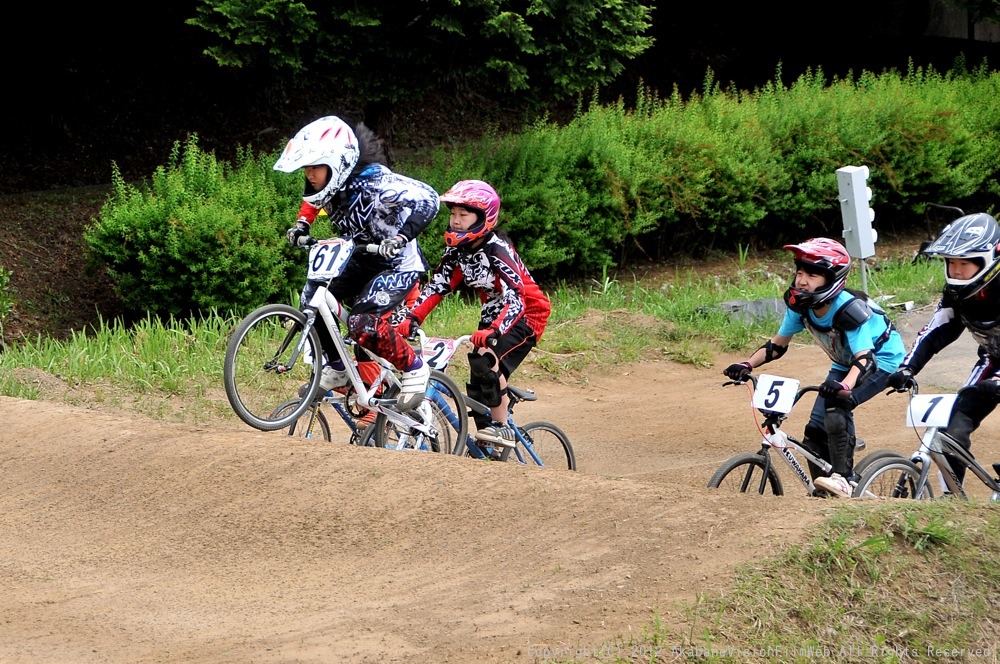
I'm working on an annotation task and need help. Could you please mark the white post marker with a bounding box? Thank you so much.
[837,165,877,292]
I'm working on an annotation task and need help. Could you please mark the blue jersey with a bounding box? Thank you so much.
[778,290,905,373]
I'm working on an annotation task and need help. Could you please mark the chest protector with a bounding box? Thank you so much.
[800,294,892,369]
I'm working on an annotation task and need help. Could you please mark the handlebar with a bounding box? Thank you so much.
[723,373,852,401]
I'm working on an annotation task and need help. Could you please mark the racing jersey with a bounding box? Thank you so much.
[411,233,550,340]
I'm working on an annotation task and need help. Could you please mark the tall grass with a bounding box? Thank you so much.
[0,249,944,417]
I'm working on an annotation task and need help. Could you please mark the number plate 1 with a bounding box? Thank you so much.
[753,374,800,414]
[906,394,957,427]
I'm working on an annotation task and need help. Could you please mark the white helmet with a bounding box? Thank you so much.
[273,116,360,206]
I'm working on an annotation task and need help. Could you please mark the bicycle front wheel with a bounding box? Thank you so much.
[370,370,468,453]
[224,304,323,431]
[852,457,931,499]
[854,449,905,477]
[708,452,784,495]
[503,421,575,470]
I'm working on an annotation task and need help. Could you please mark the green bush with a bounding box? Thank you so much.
[408,60,1000,274]
[86,60,1000,317]
[84,137,302,318]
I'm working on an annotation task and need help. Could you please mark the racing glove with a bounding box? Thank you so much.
[723,362,753,381]
[286,220,310,247]
[379,236,405,258]
[886,367,916,391]
[395,313,420,339]
[819,379,850,399]
[471,327,498,349]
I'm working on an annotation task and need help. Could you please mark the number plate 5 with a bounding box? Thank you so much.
[753,374,800,414]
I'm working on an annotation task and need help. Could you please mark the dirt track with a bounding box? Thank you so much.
[1,308,998,663]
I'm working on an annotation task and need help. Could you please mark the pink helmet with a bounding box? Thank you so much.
[782,237,852,311]
[440,180,501,247]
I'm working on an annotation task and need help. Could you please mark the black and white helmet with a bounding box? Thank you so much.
[923,212,1000,299]
[273,116,360,206]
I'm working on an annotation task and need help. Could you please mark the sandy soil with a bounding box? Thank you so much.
[2,309,998,663]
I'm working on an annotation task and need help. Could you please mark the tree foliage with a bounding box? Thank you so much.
[186,0,655,105]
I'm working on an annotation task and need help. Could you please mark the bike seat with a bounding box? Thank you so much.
[507,385,536,402]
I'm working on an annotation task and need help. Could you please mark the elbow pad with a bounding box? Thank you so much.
[758,340,788,364]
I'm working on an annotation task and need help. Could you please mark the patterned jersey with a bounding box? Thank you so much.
[902,284,1000,381]
[410,233,550,340]
[296,163,439,273]
[778,290,905,372]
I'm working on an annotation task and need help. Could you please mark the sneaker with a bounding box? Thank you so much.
[814,472,854,499]
[298,365,349,398]
[397,360,429,410]
[475,422,517,448]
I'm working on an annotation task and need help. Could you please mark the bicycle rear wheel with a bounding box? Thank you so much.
[852,457,931,499]
[271,398,332,442]
[708,452,784,495]
[224,304,323,431]
[369,370,468,453]
[502,421,576,470]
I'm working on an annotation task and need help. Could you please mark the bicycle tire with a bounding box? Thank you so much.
[853,448,905,478]
[224,304,324,431]
[852,457,932,499]
[501,421,576,470]
[271,398,332,442]
[708,452,784,495]
[370,370,468,453]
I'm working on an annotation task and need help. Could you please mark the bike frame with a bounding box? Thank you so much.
[908,426,1000,499]
[295,239,437,439]
[756,419,833,494]
[419,332,549,463]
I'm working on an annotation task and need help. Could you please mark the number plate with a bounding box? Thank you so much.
[753,374,800,414]
[422,337,462,371]
[307,238,355,280]
[906,394,957,427]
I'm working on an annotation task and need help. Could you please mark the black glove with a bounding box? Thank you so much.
[886,367,916,391]
[723,362,752,381]
[286,221,310,247]
[379,236,405,258]
[819,379,849,399]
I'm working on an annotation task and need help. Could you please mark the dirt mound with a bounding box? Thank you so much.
[9,338,999,662]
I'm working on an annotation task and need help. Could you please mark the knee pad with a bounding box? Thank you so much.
[804,422,828,445]
[468,352,502,408]
[824,407,850,438]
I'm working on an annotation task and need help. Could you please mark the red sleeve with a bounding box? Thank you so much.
[411,293,444,324]
[297,201,320,225]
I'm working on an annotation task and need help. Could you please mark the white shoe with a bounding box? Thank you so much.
[397,361,429,410]
[814,473,854,499]
[319,365,349,391]
[475,423,517,448]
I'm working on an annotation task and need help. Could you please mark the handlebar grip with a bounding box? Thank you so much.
[488,336,498,348]
[364,243,381,253]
